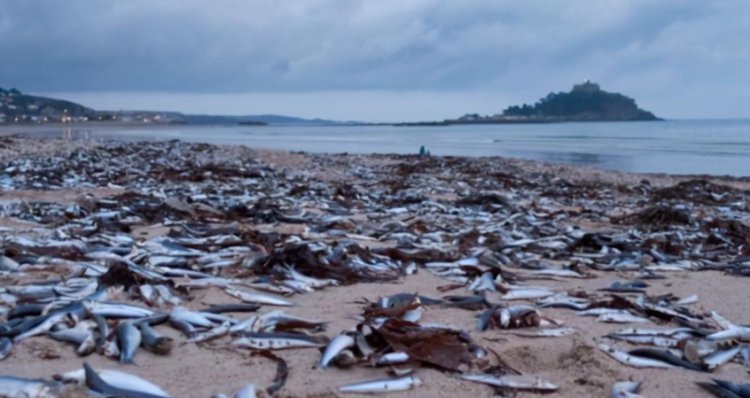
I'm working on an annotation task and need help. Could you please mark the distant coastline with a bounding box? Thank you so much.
[1,82,660,127]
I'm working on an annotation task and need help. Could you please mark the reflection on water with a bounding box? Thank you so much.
[2,119,750,176]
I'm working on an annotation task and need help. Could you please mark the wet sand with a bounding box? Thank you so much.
[1,136,749,398]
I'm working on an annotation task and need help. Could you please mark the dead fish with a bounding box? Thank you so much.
[442,295,490,310]
[711,380,750,398]
[598,313,651,324]
[379,293,443,308]
[102,339,120,359]
[460,374,558,392]
[607,334,682,349]
[224,288,293,307]
[321,334,355,369]
[115,322,141,365]
[500,288,554,301]
[598,344,675,368]
[0,337,12,361]
[258,311,327,332]
[0,256,20,272]
[189,321,232,344]
[0,376,61,398]
[627,348,704,371]
[338,375,422,393]
[82,362,169,398]
[704,345,742,371]
[685,340,721,363]
[54,368,171,397]
[332,349,359,368]
[502,327,576,338]
[578,308,631,317]
[201,304,261,314]
[376,352,410,365]
[711,311,738,330]
[233,332,328,350]
[77,334,96,356]
[88,312,109,350]
[169,319,196,338]
[676,295,699,306]
[741,345,750,366]
[14,312,66,342]
[468,272,497,292]
[696,382,743,398]
[138,323,174,355]
[170,307,215,328]
[707,327,750,342]
[83,301,155,318]
[609,327,695,339]
[612,381,646,398]
[522,269,584,278]
[234,383,265,398]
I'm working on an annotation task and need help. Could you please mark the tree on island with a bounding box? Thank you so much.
[502,81,658,121]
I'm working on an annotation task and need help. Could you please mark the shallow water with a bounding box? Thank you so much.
[3,119,750,176]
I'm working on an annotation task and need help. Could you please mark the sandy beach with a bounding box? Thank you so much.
[1,135,749,398]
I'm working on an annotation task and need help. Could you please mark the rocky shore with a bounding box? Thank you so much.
[0,136,749,398]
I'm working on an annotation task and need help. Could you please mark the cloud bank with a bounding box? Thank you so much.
[2,0,748,120]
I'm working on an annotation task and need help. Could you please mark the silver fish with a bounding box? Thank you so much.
[77,333,96,356]
[703,345,741,370]
[460,374,558,392]
[611,381,646,398]
[224,288,293,307]
[0,376,60,398]
[321,334,355,369]
[598,344,675,368]
[115,322,141,364]
[139,323,174,355]
[229,316,261,334]
[233,332,327,350]
[598,313,651,324]
[706,327,750,342]
[607,335,682,349]
[170,307,215,328]
[711,311,738,330]
[500,288,554,301]
[234,383,263,398]
[675,295,698,306]
[0,256,20,272]
[84,301,155,318]
[189,321,232,343]
[338,375,422,393]
[577,309,631,317]
[503,327,577,338]
[376,352,410,365]
[14,312,66,343]
[0,337,12,361]
[54,368,171,397]
[102,339,120,358]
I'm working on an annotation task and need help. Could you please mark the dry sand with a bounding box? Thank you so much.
[1,138,749,398]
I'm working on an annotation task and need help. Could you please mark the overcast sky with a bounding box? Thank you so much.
[1,0,748,121]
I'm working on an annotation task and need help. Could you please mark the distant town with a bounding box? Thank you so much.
[0,87,187,125]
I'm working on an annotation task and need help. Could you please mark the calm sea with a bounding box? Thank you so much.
[3,119,750,176]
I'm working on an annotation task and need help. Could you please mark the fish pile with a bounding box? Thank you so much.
[1,136,750,397]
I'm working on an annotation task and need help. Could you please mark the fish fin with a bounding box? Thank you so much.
[82,362,109,393]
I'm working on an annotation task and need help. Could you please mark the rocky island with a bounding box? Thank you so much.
[400,81,660,126]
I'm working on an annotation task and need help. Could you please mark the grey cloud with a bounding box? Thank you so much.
[1,0,749,118]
